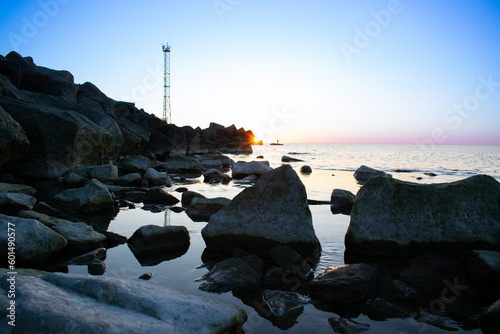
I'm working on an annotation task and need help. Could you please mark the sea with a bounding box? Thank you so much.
[69,144,500,333]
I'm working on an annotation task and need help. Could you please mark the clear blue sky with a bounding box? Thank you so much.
[1,0,499,145]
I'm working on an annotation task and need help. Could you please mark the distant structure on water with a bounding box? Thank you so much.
[162,43,171,123]
[270,139,283,146]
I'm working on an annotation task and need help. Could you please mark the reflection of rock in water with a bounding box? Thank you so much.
[128,242,189,266]
[232,288,311,330]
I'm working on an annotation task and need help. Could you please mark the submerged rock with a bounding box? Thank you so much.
[231,160,272,179]
[328,316,370,334]
[309,263,379,304]
[202,165,320,256]
[0,272,246,333]
[330,189,355,215]
[353,165,391,184]
[346,175,500,256]
[198,255,263,293]
[0,214,66,265]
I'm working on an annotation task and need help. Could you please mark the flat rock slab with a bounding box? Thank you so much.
[0,272,246,333]
[346,175,500,256]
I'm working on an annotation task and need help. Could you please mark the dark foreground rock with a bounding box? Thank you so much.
[127,225,190,256]
[309,263,379,304]
[53,179,114,213]
[330,189,355,215]
[202,165,320,257]
[481,299,500,334]
[0,270,246,333]
[345,175,500,256]
[353,165,391,184]
[0,52,255,179]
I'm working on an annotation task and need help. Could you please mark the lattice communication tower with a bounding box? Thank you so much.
[162,43,171,123]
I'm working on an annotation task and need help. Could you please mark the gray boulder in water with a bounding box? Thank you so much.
[202,165,320,256]
[345,175,500,256]
[54,179,114,213]
[231,160,272,179]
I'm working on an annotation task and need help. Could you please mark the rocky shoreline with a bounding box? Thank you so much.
[1,53,500,333]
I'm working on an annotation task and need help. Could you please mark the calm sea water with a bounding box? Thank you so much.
[69,144,500,333]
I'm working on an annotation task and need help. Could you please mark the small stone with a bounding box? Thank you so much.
[138,273,153,280]
[88,260,106,275]
[300,165,312,174]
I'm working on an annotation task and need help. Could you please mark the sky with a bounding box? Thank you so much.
[1,0,499,145]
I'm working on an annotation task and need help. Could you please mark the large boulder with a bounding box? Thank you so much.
[353,165,391,184]
[231,160,272,179]
[0,96,124,179]
[0,214,67,265]
[202,165,320,256]
[54,179,114,213]
[195,153,233,170]
[0,105,29,171]
[345,175,500,256]
[0,271,247,333]
[482,299,500,334]
[203,168,231,184]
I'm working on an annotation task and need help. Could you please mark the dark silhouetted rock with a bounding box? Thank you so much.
[300,165,312,174]
[281,155,304,162]
[118,155,152,173]
[143,187,179,205]
[353,165,391,184]
[127,225,190,256]
[181,190,206,207]
[346,175,500,256]
[0,105,29,171]
[68,248,107,265]
[164,154,203,175]
[73,164,118,182]
[328,316,370,334]
[144,168,171,187]
[309,263,379,303]
[330,189,356,215]
[481,299,500,334]
[466,250,500,286]
[114,172,142,187]
[203,168,231,184]
[0,192,36,215]
[88,259,106,275]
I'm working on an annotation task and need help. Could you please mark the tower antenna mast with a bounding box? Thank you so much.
[162,43,171,123]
